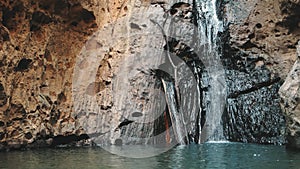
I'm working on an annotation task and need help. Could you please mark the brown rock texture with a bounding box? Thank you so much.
[225,0,300,78]
[0,0,195,150]
[73,0,201,147]
[0,0,131,150]
[279,41,300,150]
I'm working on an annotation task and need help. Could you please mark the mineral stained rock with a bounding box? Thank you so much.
[0,0,299,150]
[221,0,300,146]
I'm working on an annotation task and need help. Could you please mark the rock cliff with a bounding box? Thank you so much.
[0,0,127,149]
[223,0,300,148]
[279,42,300,150]
[0,0,299,150]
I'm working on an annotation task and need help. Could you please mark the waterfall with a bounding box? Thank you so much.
[73,0,227,153]
[157,0,227,144]
[196,0,226,142]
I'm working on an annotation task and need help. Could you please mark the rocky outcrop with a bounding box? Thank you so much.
[0,0,202,150]
[279,42,300,150]
[0,0,129,150]
[221,0,300,145]
[0,0,299,150]
[224,0,299,78]
[73,0,209,147]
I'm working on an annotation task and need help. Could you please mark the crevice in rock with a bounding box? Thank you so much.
[1,2,24,31]
[132,112,143,117]
[255,23,262,29]
[150,1,166,5]
[0,132,4,140]
[0,121,5,127]
[57,92,66,103]
[0,83,8,107]
[51,134,88,146]
[0,26,10,42]
[81,9,96,23]
[30,11,52,31]
[130,23,141,30]
[114,138,122,146]
[25,132,33,140]
[100,105,112,110]
[114,119,135,131]
[278,0,300,32]
[228,77,281,98]
[14,58,32,72]
[51,132,108,146]
[241,40,257,49]
[169,2,194,22]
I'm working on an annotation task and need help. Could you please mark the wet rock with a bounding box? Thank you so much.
[221,41,286,145]
[223,78,286,144]
[221,0,300,145]
[221,43,286,145]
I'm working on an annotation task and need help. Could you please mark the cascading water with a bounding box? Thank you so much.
[73,0,227,155]
[153,0,227,144]
[195,0,227,142]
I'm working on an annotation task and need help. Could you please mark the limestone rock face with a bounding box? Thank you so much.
[0,0,129,149]
[72,0,204,147]
[279,42,300,149]
[0,0,300,150]
[0,0,196,149]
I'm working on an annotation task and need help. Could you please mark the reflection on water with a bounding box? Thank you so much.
[0,143,300,169]
[101,144,176,158]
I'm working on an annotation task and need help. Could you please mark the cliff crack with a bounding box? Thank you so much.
[51,131,109,146]
[228,77,281,98]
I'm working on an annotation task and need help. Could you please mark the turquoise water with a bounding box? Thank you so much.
[0,143,300,169]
